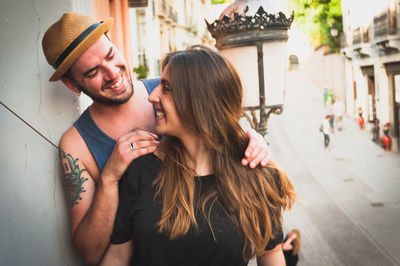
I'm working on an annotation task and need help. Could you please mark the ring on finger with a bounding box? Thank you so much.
[129,142,135,151]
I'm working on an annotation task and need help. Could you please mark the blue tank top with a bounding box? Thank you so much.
[73,78,160,172]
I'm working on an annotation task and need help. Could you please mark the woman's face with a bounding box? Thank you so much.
[148,64,187,137]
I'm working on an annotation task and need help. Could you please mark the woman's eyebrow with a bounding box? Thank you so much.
[160,78,170,85]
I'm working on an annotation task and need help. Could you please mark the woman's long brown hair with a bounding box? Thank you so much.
[153,45,296,260]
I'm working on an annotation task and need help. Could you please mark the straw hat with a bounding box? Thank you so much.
[42,13,113,81]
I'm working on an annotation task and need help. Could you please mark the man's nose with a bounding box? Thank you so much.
[104,63,120,81]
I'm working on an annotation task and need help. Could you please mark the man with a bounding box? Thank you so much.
[42,13,270,264]
[332,98,345,131]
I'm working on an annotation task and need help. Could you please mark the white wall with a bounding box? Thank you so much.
[301,47,347,105]
[344,60,356,116]
[0,0,91,264]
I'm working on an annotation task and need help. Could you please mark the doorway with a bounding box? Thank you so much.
[361,66,376,123]
[367,75,376,122]
[393,75,400,151]
[384,62,400,152]
[289,55,299,70]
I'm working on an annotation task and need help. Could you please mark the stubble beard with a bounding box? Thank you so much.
[78,70,135,106]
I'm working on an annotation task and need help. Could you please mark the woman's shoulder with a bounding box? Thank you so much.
[128,153,161,170]
[121,153,162,187]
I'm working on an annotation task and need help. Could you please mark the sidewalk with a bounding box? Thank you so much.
[251,69,400,266]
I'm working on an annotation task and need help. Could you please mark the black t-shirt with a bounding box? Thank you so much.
[284,250,299,266]
[111,153,283,266]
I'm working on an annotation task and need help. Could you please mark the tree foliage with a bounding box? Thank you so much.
[211,0,232,5]
[288,0,342,51]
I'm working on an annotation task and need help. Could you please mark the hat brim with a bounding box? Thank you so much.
[49,17,113,81]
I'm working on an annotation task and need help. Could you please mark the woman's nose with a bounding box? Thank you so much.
[148,85,161,104]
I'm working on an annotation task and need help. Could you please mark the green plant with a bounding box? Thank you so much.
[288,0,342,52]
[211,0,232,5]
[134,64,149,79]
[187,23,198,33]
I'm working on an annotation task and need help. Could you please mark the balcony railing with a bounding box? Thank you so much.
[157,0,178,23]
[363,26,370,42]
[352,26,370,46]
[353,27,361,45]
[374,9,397,38]
[344,5,400,56]
[128,0,149,8]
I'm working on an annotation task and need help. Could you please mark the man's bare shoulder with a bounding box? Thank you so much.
[59,125,100,181]
[60,124,79,143]
[59,125,86,155]
[133,79,145,88]
[131,80,157,132]
[132,80,149,96]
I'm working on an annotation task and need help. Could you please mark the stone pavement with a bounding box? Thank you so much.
[247,69,400,266]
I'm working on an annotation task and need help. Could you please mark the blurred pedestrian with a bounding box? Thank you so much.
[323,87,333,106]
[333,98,345,131]
[323,88,328,106]
[358,107,365,129]
[282,229,301,266]
[325,101,334,130]
[379,122,392,151]
[322,115,333,150]
[372,118,380,143]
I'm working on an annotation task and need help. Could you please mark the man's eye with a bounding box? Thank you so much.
[107,53,114,60]
[87,71,97,79]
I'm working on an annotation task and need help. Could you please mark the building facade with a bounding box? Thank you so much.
[129,0,214,78]
[0,0,216,264]
[341,0,400,152]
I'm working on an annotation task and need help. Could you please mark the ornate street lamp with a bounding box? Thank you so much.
[330,24,339,38]
[206,0,293,136]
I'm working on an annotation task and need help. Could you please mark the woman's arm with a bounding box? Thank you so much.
[100,241,133,266]
[256,244,286,266]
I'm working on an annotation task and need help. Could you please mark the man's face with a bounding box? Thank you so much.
[68,35,133,105]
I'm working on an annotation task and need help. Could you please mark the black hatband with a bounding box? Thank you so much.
[52,22,101,69]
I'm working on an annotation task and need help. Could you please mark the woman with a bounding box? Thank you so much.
[282,229,301,266]
[101,46,296,266]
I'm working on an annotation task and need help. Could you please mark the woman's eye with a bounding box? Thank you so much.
[163,86,171,93]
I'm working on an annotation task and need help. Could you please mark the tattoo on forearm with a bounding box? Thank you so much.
[60,150,88,207]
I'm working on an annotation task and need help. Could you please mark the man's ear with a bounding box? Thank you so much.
[61,77,81,94]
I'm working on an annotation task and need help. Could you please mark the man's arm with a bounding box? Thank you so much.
[59,129,158,265]
[241,129,270,168]
[256,244,286,266]
[100,242,133,266]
